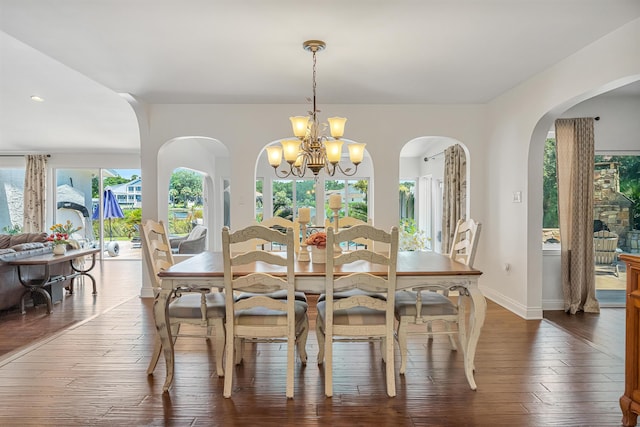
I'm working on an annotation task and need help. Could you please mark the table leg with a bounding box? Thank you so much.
[70,254,98,294]
[17,265,53,314]
[463,286,487,390]
[153,286,174,392]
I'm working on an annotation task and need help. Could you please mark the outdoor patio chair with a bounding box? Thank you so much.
[170,225,207,254]
[594,230,620,277]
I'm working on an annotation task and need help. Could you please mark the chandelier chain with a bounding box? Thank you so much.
[312,49,318,118]
[266,40,365,178]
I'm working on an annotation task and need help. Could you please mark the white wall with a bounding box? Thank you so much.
[541,91,640,309]
[484,18,640,318]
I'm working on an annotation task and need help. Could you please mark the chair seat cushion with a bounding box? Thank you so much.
[317,288,386,302]
[236,289,308,303]
[316,300,386,326]
[236,300,308,327]
[168,292,226,319]
[394,290,458,317]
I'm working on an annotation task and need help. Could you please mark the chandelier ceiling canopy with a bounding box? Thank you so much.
[266,40,365,178]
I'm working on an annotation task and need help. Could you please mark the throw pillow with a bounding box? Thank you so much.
[9,232,48,246]
[11,242,45,252]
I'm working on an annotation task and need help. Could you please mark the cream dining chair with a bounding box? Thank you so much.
[238,217,307,303]
[254,216,300,254]
[222,225,309,398]
[325,216,372,250]
[316,224,399,397]
[394,218,481,386]
[142,219,226,378]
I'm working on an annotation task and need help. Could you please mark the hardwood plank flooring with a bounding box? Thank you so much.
[0,261,629,426]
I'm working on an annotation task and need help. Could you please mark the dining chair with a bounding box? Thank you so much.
[237,218,307,303]
[325,216,372,250]
[254,216,301,254]
[394,218,481,381]
[142,219,226,378]
[222,225,309,398]
[316,224,399,397]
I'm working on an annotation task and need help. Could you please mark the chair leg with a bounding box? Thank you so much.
[214,320,225,377]
[234,338,243,365]
[315,319,325,365]
[426,321,434,341]
[286,330,295,399]
[223,321,234,398]
[397,317,408,375]
[445,321,458,351]
[380,337,387,364]
[296,316,309,365]
[386,333,396,397]
[324,326,333,398]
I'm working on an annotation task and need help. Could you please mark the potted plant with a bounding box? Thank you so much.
[306,232,327,264]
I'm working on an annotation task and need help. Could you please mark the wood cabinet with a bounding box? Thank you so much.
[621,254,640,426]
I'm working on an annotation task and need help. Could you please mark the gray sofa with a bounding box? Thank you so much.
[0,233,72,312]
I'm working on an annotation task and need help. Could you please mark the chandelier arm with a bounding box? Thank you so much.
[333,163,359,177]
[271,166,293,179]
[272,163,305,179]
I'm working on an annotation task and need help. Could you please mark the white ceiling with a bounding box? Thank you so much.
[1,1,639,154]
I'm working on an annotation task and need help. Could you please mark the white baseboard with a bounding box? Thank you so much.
[480,285,543,320]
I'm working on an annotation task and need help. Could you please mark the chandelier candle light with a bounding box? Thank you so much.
[297,207,311,262]
[266,40,366,178]
[328,194,342,253]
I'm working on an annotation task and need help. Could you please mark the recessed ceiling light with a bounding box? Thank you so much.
[30,95,44,102]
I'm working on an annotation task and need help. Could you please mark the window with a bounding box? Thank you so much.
[0,168,26,234]
[542,139,640,252]
[325,179,368,221]
[168,168,204,235]
[399,180,428,251]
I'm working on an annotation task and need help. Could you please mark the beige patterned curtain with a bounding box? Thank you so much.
[442,144,467,254]
[555,118,599,314]
[23,155,48,232]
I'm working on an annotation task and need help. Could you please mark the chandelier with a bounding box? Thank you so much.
[266,40,366,178]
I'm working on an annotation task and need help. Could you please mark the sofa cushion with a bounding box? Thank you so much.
[9,233,48,246]
[0,235,11,249]
[0,248,16,255]
[11,242,45,252]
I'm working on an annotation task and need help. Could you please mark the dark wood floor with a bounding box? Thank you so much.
[0,260,628,426]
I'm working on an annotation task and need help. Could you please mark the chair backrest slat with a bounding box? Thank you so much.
[222,224,295,312]
[448,218,481,267]
[326,224,398,313]
[140,219,174,288]
[325,216,373,248]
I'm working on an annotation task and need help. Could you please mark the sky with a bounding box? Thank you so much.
[113,169,141,179]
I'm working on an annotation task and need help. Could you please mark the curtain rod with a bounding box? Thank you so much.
[423,151,444,162]
[0,154,51,158]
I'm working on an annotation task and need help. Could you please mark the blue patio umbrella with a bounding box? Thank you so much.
[92,189,124,240]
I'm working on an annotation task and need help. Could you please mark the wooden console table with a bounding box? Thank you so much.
[8,247,100,315]
[620,253,640,426]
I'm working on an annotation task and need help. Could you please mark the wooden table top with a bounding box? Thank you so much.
[159,250,482,279]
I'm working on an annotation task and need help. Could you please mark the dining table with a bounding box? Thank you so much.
[154,250,485,392]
